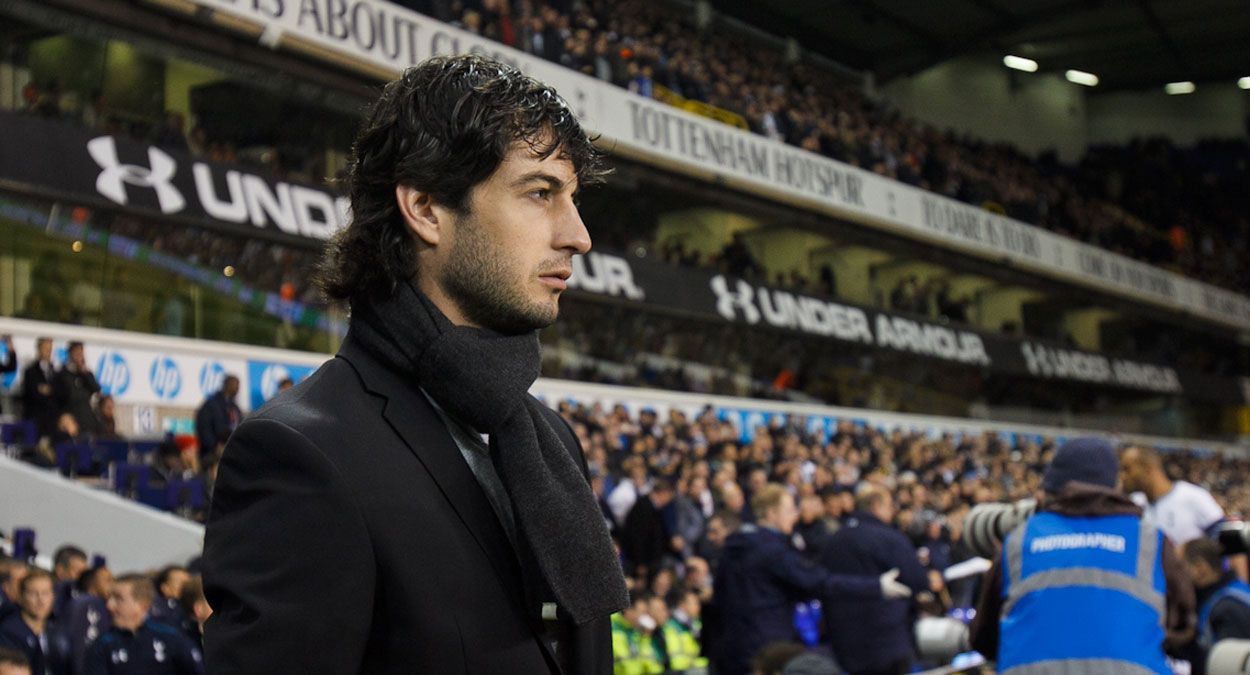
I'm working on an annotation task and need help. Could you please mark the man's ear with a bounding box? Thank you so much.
[396,185,441,247]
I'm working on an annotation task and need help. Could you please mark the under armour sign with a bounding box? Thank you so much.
[88,136,186,213]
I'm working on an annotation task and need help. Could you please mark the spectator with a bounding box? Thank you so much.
[20,338,58,439]
[661,590,708,673]
[94,395,120,441]
[720,232,761,279]
[970,438,1195,672]
[694,511,736,571]
[52,341,100,437]
[63,566,113,672]
[177,578,210,649]
[0,647,30,675]
[82,574,202,675]
[621,479,676,583]
[712,484,909,675]
[148,567,190,631]
[609,457,651,527]
[193,375,241,460]
[818,485,929,675]
[0,336,14,376]
[1122,445,1227,547]
[0,564,28,624]
[793,494,832,561]
[1183,538,1250,672]
[610,592,663,675]
[0,569,71,675]
[51,547,87,620]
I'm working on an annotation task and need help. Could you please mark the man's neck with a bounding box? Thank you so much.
[1147,475,1174,502]
[20,613,44,635]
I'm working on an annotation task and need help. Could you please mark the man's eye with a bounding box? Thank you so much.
[530,189,551,201]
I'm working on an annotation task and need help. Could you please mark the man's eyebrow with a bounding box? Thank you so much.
[509,171,571,190]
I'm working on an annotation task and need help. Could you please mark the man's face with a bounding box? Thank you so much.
[106,583,149,632]
[1119,449,1147,493]
[56,556,88,583]
[2,566,27,601]
[161,570,190,599]
[706,518,727,546]
[770,494,800,535]
[68,346,85,368]
[37,340,52,361]
[19,577,53,622]
[90,568,114,599]
[430,143,590,334]
[223,377,240,400]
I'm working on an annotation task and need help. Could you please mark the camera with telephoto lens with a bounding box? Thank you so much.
[1216,520,1250,556]
[961,499,1037,559]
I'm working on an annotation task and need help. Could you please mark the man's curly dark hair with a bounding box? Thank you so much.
[317,54,609,305]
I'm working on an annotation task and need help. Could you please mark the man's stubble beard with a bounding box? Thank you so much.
[441,210,562,335]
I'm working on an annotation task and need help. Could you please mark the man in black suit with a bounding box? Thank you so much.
[52,341,99,437]
[202,54,627,674]
[20,337,57,439]
[193,376,240,459]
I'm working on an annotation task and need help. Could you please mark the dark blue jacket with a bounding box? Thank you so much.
[0,612,73,675]
[818,511,930,674]
[63,595,110,673]
[194,392,240,457]
[81,620,202,675]
[148,597,187,633]
[712,524,880,675]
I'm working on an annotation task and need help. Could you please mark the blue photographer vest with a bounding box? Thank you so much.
[1198,578,1250,649]
[998,512,1169,674]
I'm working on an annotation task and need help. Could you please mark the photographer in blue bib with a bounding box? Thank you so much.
[969,438,1196,674]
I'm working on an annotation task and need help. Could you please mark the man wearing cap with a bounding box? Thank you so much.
[969,437,1195,673]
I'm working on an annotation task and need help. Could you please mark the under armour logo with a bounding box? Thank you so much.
[153,639,166,663]
[710,275,760,323]
[87,136,185,213]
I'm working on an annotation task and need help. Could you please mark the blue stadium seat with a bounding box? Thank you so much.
[1,421,37,447]
[54,443,95,478]
[95,439,131,466]
[166,477,207,512]
[112,463,151,499]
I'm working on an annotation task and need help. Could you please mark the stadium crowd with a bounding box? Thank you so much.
[9,0,1250,302]
[6,365,1250,672]
[398,0,1249,296]
[0,545,206,675]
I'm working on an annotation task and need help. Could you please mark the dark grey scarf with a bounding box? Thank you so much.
[349,282,627,625]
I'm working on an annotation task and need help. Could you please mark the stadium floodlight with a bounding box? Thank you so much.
[1165,81,1196,95]
[1065,70,1099,87]
[1238,76,1249,90]
[1003,55,1038,73]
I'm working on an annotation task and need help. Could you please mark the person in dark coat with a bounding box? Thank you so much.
[1182,538,1250,674]
[52,341,100,437]
[712,484,913,675]
[794,494,834,561]
[82,575,201,675]
[20,337,59,439]
[818,486,930,675]
[0,570,72,675]
[51,546,88,621]
[202,54,625,674]
[193,376,241,460]
[621,479,676,582]
[0,335,14,376]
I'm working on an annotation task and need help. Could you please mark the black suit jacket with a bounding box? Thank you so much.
[202,334,612,674]
[21,360,58,437]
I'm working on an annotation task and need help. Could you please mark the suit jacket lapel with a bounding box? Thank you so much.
[336,334,528,612]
